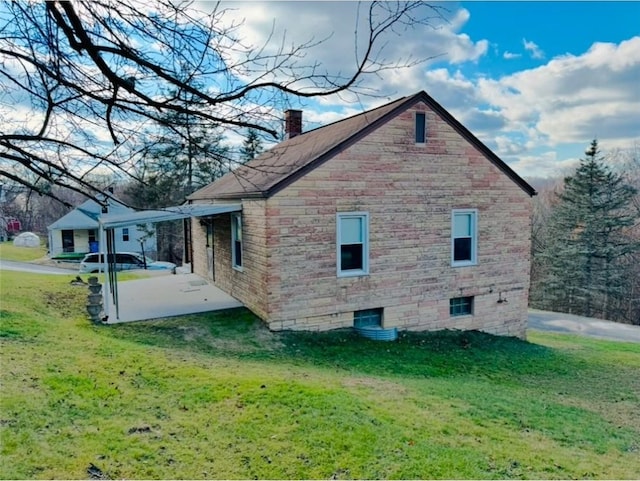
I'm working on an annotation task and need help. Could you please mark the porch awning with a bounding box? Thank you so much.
[99,203,242,229]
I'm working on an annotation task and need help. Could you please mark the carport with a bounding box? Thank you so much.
[98,203,242,322]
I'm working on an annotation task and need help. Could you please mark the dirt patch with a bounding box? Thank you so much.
[176,323,284,353]
[341,376,409,397]
[32,257,78,270]
[178,325,209,342]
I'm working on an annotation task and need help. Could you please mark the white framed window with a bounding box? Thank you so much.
[415,112,426,144]
[231,213,243,270]
[337,212,369,277]
[451,209,478,266]
[122,227,129,242]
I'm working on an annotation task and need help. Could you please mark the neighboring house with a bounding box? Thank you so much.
[186,91,537,338]
[47,196,157,259]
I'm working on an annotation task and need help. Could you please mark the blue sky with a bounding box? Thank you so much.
[458,2,640,76]
[218,1,640,181]
[1,1,637,183]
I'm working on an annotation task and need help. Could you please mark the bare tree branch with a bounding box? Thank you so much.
[1,0,444,205]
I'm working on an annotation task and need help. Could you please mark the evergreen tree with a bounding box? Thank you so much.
[135,89,231,205]
[240,129,264,162]
[125,87,230,263]
[537,140,638,319]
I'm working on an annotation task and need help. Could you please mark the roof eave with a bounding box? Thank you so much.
[189,191,267,201]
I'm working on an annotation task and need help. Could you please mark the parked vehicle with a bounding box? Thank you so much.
[79,252,176,274]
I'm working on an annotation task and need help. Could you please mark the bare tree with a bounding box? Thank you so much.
[0,0,443,206]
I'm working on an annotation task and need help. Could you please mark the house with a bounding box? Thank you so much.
[47,196,157,260]
[186,91,536,338]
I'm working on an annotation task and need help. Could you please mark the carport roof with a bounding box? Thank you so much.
[99,203,242,229]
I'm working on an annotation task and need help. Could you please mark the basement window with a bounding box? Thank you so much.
[354,308,383,328]
[450,296,473,317]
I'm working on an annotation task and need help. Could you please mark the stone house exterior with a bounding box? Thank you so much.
[187,91,536,337]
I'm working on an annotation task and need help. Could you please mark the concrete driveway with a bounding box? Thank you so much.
[528,309,640,343]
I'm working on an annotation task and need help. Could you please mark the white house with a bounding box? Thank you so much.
[47,196,157,260]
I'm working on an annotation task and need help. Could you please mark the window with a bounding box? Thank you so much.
[450,296,473,316]
[115,253,142,265]
[337,212,369,277]
[122,228,129,242]
[415,112,426,143]
[354,308,383,328]
[452,209,477,266]
[231,213,243,270]
[88,230,97,243]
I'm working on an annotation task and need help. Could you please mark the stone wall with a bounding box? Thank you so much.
[191,201,270,320]
[260,101,532,337]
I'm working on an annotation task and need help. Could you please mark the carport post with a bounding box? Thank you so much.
[99,222,109,319]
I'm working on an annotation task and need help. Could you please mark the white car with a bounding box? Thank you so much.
[79,252,176,274]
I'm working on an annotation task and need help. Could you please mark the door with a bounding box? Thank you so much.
[61,230,75,253]
[205,219,214,281]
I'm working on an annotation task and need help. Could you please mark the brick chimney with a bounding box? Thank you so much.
[284,109,303,139]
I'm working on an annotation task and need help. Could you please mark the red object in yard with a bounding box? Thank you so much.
[7,218,21,232]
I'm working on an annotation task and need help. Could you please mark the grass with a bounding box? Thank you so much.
[0,241,47,262]
[1,270,639,479]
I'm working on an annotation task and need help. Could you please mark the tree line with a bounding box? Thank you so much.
[530,140,639,325]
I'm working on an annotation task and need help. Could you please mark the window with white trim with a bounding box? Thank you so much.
[231,213,243,270]
[415,112,426,144]
[122,227,129,242]
[337,212,369,277]
[452,209,477,266]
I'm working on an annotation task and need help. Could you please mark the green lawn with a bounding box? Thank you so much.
[1,270,639,479]
[0,241,47,262]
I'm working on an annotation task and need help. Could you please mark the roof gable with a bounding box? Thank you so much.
[47,196,136,230]
[188,91,536,200]
[47,207,98,230]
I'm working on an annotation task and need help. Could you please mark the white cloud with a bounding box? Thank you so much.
[507,151,580,179]
[173,5,640,181]
[523,38,545,59]
[211,2,488,97]
[480,37,640,146]
[503,51,521,60]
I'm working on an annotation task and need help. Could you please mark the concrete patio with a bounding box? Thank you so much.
[103,272,243,324]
